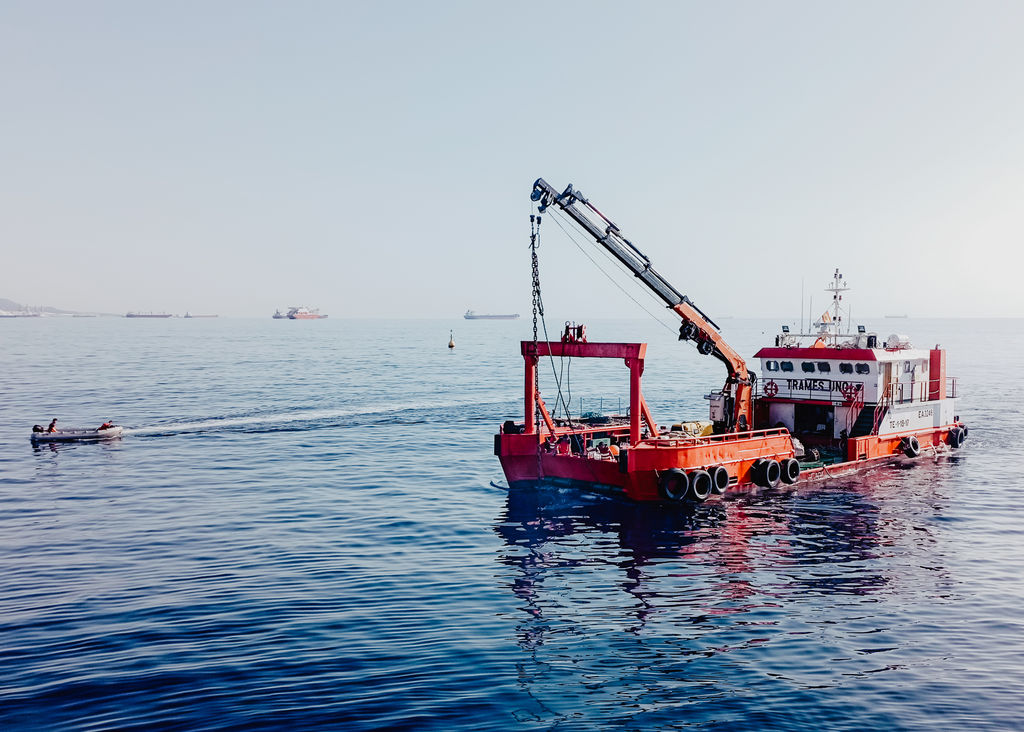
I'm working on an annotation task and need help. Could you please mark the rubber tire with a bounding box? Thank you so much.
[780,457,800,485]
[709,466,729,494]
[659,469,689,501]
[749,459,766,487]
[962,425,969,440]
[902,435,921,458]
[687,470,712,502]
[948,427,962,448]
[762,459,782,488]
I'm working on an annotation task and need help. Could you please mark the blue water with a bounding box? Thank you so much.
[1,316,1022,730]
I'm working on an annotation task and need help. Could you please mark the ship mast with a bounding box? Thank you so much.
[819,268,849,345]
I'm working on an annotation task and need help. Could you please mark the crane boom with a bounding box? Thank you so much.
[531,178,754,432]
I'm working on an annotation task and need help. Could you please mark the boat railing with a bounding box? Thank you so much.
[871,377,959,434]
[758,377,958,405]
[755,379,864,404]
[846,383,865,435]
[642,426,790,449]
[543,420,631,438]
[885,377,959,405]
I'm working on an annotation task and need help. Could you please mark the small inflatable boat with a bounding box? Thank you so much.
[30,426,124,443]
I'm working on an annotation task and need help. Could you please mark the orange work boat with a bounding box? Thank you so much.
[494,179,967,503]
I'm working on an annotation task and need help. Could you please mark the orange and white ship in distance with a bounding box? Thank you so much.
[287,306,327,320]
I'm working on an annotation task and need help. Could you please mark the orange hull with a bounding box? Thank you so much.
[497,423,961,501]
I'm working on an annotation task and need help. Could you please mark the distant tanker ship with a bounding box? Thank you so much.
[464,310,519,320]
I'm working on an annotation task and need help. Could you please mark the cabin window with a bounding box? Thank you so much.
[855,363,870,375]
[922,361,928,374]
[765,360,780,372]
[839,362,853,374]
[904,361,913,373]
[817,362,831,373]
[780,361,794,372]
[801,362,815,373]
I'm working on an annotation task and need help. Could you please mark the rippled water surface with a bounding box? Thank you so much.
[1,316,1021,730]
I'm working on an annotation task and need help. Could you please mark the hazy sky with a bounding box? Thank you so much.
[3,1,1022,318]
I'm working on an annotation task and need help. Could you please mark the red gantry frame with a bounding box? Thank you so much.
[522,340,657,445]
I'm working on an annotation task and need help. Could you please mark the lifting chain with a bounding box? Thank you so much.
[530,214,544,477]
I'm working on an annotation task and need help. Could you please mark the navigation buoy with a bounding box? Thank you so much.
[448,330,455,349]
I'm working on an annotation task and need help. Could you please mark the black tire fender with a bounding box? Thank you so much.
[762,459,782,488]
[749,459,766,487]
[901,435,921,458]
[948,427,963,448]
[687,470,712,502]
[780,457,800,485]
[658,468,689,501]
[709,465,730,494]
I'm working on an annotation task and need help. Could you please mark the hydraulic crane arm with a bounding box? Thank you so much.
[531,178,754,432]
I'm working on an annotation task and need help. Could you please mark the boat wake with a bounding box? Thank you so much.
[120,398,517,438]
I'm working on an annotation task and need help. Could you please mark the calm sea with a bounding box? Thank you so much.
[1,316,1021,730]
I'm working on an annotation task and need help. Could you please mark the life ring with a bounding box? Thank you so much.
[901,435,921,458]
[687,470,712,501]
[709,465,730,494]
[948,427,964,448]
[780,457,800,485]
[764,380,778,398]
[658,469,689,501]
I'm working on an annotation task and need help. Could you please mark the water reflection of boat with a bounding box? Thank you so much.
[494,477,910,636]
[490,476,940,727]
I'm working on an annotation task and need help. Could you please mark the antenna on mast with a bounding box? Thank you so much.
[800,277,804,336]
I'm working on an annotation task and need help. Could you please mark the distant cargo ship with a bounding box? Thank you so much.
[126,312,173,318]
[464,310,520,320]
[274,306,327,320]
